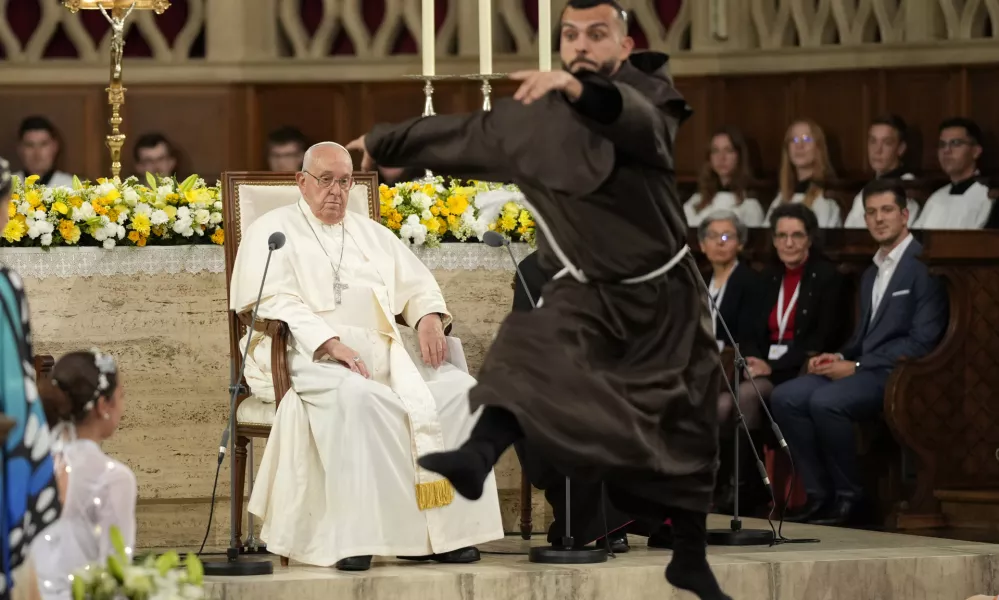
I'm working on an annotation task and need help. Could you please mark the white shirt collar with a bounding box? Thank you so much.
[874,232,914,268]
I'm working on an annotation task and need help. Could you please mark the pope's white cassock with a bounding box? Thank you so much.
[230,198,504,567]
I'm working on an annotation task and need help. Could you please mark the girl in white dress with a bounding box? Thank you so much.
[32,351,136,600]
[684,127,765,227]
[764,119,843,228]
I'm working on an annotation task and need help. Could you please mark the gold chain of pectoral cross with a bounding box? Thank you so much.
[300,205,349,305]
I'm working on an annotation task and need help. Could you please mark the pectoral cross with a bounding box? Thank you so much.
[333,273,349,305]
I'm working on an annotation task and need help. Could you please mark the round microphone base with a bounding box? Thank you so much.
[202,556,275,577]
[529,546,608,564]
[706,528,774,546]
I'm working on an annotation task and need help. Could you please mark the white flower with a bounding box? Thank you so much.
[156,184,174,202]
[209,211,222,225]
[27,219,53,239]
[33,210,45,220]
[116,225,126,239]
[150,209,169,226]
[410,191,434,211]
[421,208,433,221]
[96,182,117,197]
[193,209,210,225]
[123,187,139,206]
[17,202,31,216]
[133,203,152,216]
[40,233,52,246]
[172,218,194,237]
[73,202,96,222]
[41,188,55,202]
[176,206,191,220]
[213,201,222,211]
[102,238,116,249]
[116,208,130,224]
[412,227,427,246]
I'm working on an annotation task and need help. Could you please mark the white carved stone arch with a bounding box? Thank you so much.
[938,0,999,39]
[276,0,458,59]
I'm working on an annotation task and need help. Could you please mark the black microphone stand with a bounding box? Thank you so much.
[203,233,285,576]
[483,233,606,564]
[694,259,783,546]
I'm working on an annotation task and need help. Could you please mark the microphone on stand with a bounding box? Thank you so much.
[483,231,607,564]
[202,230,287,576]
[692,261,814,546]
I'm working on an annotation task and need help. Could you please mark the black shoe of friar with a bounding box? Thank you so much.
[334,555,373,571]
[397,547,481,564]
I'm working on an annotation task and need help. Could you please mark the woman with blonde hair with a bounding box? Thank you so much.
[685,127,764,227]
[764,119,843,228]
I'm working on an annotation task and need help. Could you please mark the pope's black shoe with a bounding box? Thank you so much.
[398,547,481,563]
[809,498,861,527]
[334,555,372,571]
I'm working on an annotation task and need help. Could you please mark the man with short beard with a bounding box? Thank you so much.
[349,1,729,597]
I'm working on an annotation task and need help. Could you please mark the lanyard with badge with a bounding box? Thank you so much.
[769,279,801,361]
[708,277,728,352]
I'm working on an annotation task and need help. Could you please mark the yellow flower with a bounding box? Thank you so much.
[166,193,180,205]
[500,215,517,231]
[132,213,151,236]
[518,210,534,228]
[430,205,440,216]
[106,207,118,223]
[447,214,458,228]
[446,193,469,217]
[152,225,166,238]
[26,190,42,208]
[3,215,27,242]
[24,175,39,187]
[58,219,81,244]
[436,217,447,233]
[185,189,210,205]
[211,228,224,245]
[421,184,435,196]
[68,196,83,208]
[422,218,440,235]
[53,201,69,215]
[7,201,15,218]
[127,230,147,247]
[103,189,121,203]
[163,205,177,219]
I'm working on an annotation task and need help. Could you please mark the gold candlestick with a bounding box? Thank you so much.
[63,0,171,179]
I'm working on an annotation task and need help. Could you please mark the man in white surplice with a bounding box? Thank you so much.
[230,142,503,571]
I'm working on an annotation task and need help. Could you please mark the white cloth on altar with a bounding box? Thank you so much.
[229,199,503,567]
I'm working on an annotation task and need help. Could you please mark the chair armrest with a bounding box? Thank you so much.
[395,313,454,336]
[237,312,292,409]
[33,354,55,382]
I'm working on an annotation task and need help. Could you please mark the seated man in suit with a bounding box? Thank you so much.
[771,179,948,526]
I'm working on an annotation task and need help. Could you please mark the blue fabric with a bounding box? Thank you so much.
[0,266,59,597]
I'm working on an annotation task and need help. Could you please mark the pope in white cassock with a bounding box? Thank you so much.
[229,142,503,571]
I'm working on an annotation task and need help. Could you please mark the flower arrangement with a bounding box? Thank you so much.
[379,177,536,247]
[1,173,224,248]
[71,526,204,600]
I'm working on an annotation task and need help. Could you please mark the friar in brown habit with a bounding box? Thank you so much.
[348,1,728,597]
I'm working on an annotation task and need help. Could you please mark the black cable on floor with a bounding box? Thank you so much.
[197,456,224,556]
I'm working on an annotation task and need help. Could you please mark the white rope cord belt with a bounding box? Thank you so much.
[537,244,690,308]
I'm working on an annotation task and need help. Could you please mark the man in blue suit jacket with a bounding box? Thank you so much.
[770,179,948,526]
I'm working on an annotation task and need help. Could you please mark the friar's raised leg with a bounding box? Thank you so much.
[664,508,733,600]
[418,406,523,500]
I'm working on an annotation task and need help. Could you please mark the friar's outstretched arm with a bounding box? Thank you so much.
[362,111,517,184]
[566,69,691,170]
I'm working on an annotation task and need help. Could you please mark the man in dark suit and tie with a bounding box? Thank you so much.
[770,179,948,526]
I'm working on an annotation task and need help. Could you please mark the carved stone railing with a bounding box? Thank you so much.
[0,0,995,83]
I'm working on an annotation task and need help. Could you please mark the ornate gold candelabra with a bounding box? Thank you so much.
[63,0,170,179]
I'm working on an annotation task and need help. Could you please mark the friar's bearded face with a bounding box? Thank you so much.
[296,143,354,226]
[559,4,634,77]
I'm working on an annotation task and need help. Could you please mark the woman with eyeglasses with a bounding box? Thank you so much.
[696,210,768,513]
[764,120,843,228]
[685,128,764,227]
[725,204,845,513]
[741,203,846,396]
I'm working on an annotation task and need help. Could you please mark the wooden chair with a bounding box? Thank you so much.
[221,171,380,565]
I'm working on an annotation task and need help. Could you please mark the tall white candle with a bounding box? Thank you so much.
[539,0,551,71]
[479,0,492,75]
[422,0,435,76]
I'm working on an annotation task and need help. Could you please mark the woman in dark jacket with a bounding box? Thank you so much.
[742,203,846,394]
[718,203,845,514]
